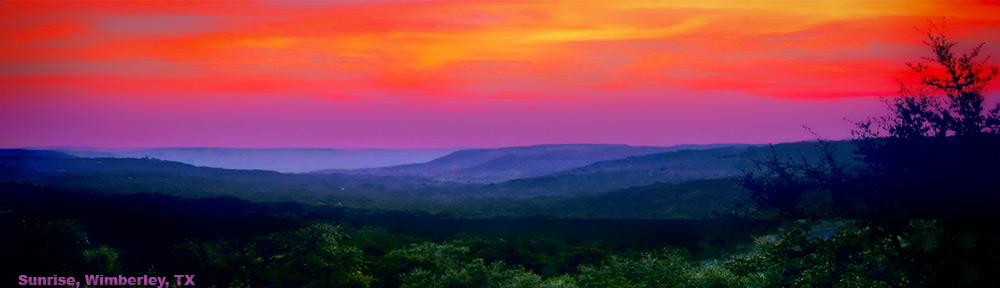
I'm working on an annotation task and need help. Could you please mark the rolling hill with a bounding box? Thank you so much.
[48,147,465,173]
[328,144,744,183]
[464,140,857,197]
[0,140,859,219]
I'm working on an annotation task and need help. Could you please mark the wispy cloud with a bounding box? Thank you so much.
[1,0,998,148]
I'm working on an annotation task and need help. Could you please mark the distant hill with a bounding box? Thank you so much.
[327,144,744,183]
[0,140,860,219]
[558,140,857,182]
[46,147,465,173]
[0,149,454,203]
[0,150,756,219]
[468,140,858,196]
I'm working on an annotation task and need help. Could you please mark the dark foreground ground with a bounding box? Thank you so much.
[2,183,998,287]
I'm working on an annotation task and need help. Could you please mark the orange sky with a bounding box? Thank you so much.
[2,1,999,148]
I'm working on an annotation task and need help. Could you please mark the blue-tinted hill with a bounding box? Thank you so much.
[468,140,857,196]
[46,147,464,173]
[329,144,744,183]
[0,140,858,218]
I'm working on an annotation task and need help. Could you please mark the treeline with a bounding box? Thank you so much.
[3,182,997,287]
[7,213,998,287]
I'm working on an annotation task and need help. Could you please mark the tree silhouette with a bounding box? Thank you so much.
[856,21,999,139]
[744,22,1000,218]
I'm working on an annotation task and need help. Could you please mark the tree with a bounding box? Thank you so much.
[857,21,999,139]
[176,223,373,287]
[852,23,1000,218]
[743,23,1000,218]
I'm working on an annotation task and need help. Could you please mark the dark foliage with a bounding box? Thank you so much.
[743,24,1000,219]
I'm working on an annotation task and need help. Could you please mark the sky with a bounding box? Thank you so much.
[2,1,999,149]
